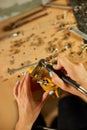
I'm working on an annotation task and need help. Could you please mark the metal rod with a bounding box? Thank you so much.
[45,3,72,10]
[68,27,87,41]
[7,62,38,75]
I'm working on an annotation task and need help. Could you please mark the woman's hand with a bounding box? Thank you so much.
[13,73,49,130]
[51,56,87,101]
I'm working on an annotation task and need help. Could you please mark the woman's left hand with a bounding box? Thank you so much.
[13,73,49,130]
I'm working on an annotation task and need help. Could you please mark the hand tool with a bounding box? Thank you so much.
[68,27,87,41]
[7,62,38,75]
[31,59,87,96]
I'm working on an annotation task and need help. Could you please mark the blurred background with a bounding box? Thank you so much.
[0,0,42,22]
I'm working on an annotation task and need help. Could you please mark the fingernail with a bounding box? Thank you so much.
[53,65,56,69]
[16,80,19,85]
[49,90,54,95]
[49,71,53,77]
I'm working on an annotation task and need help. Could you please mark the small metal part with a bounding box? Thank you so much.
[77,44,87,55]
[37,79,50,86]
[12,31,23,37]
[39,59,47,68]
[68,27,87,41]
[64,43,71,49]
[10,58,15,64]
[7,62,38,75]
[0,31,23,41]
[49,90,54,95]
[63,11,67,19]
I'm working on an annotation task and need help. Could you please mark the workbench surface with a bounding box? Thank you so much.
[0,0,87,129]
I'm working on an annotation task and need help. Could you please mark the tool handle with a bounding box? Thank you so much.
[46,64,87,95]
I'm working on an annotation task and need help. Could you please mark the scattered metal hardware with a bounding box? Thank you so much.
[68,27,87,41]
[10,34,35,48]
[77,44,87,55]
[0,31,23,41]
[70,0,87,35]
[45,3,72,10]
[63,11,67,19]
[64,43,72,49]
[30,36,44,46]
[7,62,38,75]
[10,58,15,65]
[46,44,57,53]
[56,14,64,20]
[81,44,87,49]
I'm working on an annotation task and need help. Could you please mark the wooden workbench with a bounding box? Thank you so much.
[0,0,87,129]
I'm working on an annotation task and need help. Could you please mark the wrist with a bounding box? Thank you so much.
[76,82,87,102]
[77,92,87,103]
[15,120,32,130]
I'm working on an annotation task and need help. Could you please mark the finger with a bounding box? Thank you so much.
[18,74,26,95]
[23,73,33,98]
[13,81,20,99]
[55,56,74,74]
[59,56,73,70]
[53,57,62,70]
[52,72,65,90]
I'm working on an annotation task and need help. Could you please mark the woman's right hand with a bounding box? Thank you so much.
[51,56,87,101]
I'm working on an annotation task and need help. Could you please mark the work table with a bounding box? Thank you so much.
[0,0,87,129]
